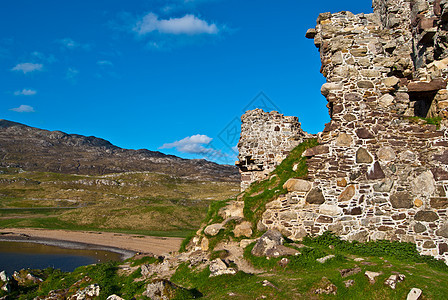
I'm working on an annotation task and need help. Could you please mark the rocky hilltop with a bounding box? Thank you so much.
[0,119,239,182]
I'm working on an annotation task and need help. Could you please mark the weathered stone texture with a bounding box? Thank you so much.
[238,0,448,264]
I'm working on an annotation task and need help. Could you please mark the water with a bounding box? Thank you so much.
[0,241,124,273]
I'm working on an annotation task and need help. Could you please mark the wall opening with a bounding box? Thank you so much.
[409,91,438,118]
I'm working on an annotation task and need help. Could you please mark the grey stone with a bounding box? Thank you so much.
[321,82,343,96]
[317,255,335,263]
[204,224,224,236]
[373,178,394,192]
[412,171,436,197]
[319,204,343,216]
[436,223,448,238]
[414,223,427,233]
[357,80,374,88]
[365,271,382,284]
[414,211,439,222]
[407,288,422,300]
[306,188,325,204]
[378,94,394,107]
[251,230,283,257]
[356,147,373,163]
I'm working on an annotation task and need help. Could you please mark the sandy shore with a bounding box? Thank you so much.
[0,228,184,257]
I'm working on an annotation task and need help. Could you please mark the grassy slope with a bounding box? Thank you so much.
[0,168,239,237]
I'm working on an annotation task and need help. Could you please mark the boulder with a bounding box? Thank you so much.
[384,274,405,289]
[204,224,224,236]
[209,259,237,277]
[283,179,312,192]
[317,255,335,263]
[251,230,284,257]
[233,221,253,238]
[218,201,244,219]
[365,271,382,284]
[143,279,185,299]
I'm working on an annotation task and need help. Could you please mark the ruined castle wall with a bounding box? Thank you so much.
[253,0,448,263]
[236,109,307,191]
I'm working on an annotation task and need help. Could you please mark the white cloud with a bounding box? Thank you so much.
[66,67,79,82]
[14,89,37,96]
[160,134,215,154]
[97,60,113,66]
[10,105,35,113]
[134,13,219,35]
[11,63,43,74]
[58,38,90,50]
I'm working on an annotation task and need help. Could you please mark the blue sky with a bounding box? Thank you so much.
[1,0,373,165]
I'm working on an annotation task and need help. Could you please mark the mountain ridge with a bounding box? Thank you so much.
[0,119,239,182]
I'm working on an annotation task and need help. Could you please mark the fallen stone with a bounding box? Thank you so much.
[339,267,361,278]
[317,255,335,264]
[344,279,355,288]
[251,230,284,257]
[384,274,405,289]
[312,277,337,295]
[233,221,253,238]
[407,288,422,300]
[69,284,100,300]
[209,259,237,277]
[365,271,382,284]
[283,178,312,192]
[107,295,125,300]
[204,224,224,236]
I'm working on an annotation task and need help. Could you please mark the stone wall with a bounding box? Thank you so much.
[241,0,448,263]
[236,109,307,191]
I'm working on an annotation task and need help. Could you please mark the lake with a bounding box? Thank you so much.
[0,241,125,274]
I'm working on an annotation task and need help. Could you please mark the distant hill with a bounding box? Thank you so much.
[0,119,239,182]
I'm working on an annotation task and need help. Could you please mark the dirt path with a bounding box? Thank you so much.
[0,228,183,256]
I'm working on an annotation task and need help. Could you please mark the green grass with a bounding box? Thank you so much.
[242,139,318,227]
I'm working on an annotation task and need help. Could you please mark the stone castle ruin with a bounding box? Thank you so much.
[236,0,448,262]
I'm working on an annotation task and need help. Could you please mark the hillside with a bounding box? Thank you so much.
[0,119,239,182]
